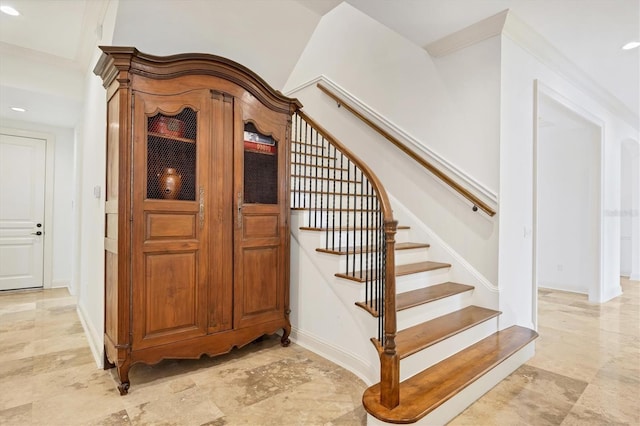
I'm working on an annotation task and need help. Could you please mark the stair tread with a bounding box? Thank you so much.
[291,189,376,197]
[336,261,450,283]
[356,282,474,317]
[300,225,410,232]
[317,241,430,256]
[397,282,474,311]
[396,306,500,359]
[363,325,539,423]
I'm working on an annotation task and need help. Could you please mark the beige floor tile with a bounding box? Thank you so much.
[125,386,224,426]
[0,402,33,425]
[563,382,640,425]
[1,279,637,425]
[451,279,639,425]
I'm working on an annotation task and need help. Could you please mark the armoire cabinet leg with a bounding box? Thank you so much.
[281,326,291,347]
[116,363,131,395]
[118,381,130,396]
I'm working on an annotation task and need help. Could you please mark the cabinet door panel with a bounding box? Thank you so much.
[233,100,289,329]
[146,213,196,240]
[241,246,279,316]
[132,90,210,349]
[242,214,279,239]
[143,252,200,338]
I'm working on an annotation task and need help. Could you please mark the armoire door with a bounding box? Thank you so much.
[131,89,212,350]
[233,100,289,329]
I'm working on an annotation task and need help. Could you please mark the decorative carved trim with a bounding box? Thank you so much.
[93,46,302,114]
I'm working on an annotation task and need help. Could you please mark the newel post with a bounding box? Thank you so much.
[380,219,399,409]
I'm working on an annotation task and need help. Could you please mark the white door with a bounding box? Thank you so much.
[0,133,46,290]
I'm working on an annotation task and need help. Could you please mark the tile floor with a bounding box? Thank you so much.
[0,277,637,425]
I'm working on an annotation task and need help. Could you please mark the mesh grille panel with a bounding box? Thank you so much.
[146,109,197,200]
[244,123,277,204]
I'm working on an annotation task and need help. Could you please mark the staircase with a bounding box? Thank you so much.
[290,111,538,425]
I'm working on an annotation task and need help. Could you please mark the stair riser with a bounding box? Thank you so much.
[396,291,473,331]
[395,248,430,266]
[292,193,374,210]
[301,210,380,228]
[399,317,499,382]
[317,227,411,248]
[291,178,362,193]
[290,166,358,180]
[291,155,337,168]
[334,247,429,271]
[395,268,451,293]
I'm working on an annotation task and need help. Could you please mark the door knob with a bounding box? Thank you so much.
[31,231,42,236]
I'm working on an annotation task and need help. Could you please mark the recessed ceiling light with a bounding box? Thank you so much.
[622,41,640,50]
[0,5,20,16]
[10,107,26,112]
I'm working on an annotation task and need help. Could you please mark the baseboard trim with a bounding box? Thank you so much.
[597,284,623,304]
[77,302,103,368]
[290,326,377,386]
[538,283,588,295]
[51,280,70,289]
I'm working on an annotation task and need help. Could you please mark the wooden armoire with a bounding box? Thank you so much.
[93,47,301,394]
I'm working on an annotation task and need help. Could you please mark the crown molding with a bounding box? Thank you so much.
[425,9,638,131]
[425,10,508,57]
[502,12,638,131]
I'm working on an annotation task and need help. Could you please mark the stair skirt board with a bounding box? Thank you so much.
[366,341,536,426]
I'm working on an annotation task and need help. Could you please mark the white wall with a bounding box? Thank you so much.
[537,122,600,294]
[75,0,119,365]
[285,3,501,197]
[111,0,321,89]
[285,3,501,284]
[500,25,638,327]
[430,36,501,194]
[0,118,74,289]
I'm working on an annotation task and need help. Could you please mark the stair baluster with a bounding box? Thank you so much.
[291,111,400,409]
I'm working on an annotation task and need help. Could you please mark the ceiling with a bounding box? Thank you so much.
[0,0,638,129]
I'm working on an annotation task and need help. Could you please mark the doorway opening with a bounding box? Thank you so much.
[533,84,603,324]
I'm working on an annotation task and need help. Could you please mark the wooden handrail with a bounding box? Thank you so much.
[317,83,496,217]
